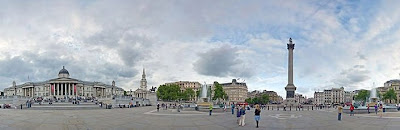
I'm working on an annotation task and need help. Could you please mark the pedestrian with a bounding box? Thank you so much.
[209,104,213,116]
[224,104,227,112]
[338,105,343,121]
[374,104,378,115]
[254,104,261,128]
[231,103,235,114]
[367,105,370,114]
[379,104,383,118]
[239,105,246,126]
[284,104,287,111]
[157,103,160,112]
[236,105,241,124]
[350,104,354,116]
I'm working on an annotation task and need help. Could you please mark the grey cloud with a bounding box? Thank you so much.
[333,65,370,87]
[356,51,367,60]
[193,45,254,78]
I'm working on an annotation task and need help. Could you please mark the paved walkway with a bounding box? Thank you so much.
[0,107,399,130]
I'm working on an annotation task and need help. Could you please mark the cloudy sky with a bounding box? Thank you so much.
[1,0,400,98]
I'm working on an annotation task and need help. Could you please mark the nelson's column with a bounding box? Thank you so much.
[285,38,297,106]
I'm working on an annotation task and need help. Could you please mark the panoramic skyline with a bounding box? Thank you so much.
[1,0,400,98]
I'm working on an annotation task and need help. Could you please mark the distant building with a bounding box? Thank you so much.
[314,92,324,105]
[133,68,149,99]
[165,81,201,101]
[378,79,400,104]
[218,79,248,103]
[295,94,306,104]
[3,66,124,98]
[247,90,261,99]
[314,87,353,105]
[247,90,283,104]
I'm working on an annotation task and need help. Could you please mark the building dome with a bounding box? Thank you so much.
[59,66,69,75]
[58,66,70,78]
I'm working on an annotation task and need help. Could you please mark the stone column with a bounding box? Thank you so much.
[55,83,57,96]
[24,88,26,97]
[81,86,84,96]
[68,83,71,96]
[67,83,70,96]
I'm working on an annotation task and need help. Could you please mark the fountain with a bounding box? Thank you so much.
[197,83,211,107]
[367,88,378,107]
[343,87,398,114]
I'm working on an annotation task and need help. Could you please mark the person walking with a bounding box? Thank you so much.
[379,104,383,118]
[284,104,287,111]
[236,105,241,124]
[350,104,354,116]
[209,104,213,116]
[374,104,378,115]
[239,105,246,126]
[157,103,160,112]
[254,104,261,128]
[367,105,370,114]
[231,103,235,114]
[338,105,343,121]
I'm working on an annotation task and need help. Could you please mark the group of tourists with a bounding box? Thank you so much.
[230,103,261,128]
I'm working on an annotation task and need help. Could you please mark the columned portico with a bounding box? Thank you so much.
[5,66,124,98]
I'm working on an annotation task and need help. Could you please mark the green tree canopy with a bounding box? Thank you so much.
[182,88,195,101]
[195,89,201,98]
[245,98,253,104]
[212,82,227,101]
[156,84,181,101]
[260,94,270,104]
[383,88,397,103]
[355,90,370,102]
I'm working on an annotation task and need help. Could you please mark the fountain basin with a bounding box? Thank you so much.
[343,106,398,114]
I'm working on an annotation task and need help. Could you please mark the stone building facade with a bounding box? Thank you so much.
[314,87,354,105]
[133,69,149,99]
[3,66,124,99]
[247,90,283,104]
[378,79,400,104]
[219,79,248,103]
[164,81,201,101]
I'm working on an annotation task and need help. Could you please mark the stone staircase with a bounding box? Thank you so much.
[30,102,103,110]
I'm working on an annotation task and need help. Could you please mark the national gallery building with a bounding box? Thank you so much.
[3,66,124,98]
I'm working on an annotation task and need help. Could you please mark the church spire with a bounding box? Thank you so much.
[140,68,147,90]
[142,68,146,79]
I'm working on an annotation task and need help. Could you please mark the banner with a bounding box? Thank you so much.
[51,84,54,95]
[74,84,76,94]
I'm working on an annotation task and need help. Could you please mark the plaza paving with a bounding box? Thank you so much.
[0,107,399,130]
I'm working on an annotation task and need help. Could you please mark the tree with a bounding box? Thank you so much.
[245,98,253,104]
[184,88,195,102]
[195,89,201,98]
[355,90,370,103]
[383,88,397,104]
[156,84,181,101]
[260,94,270,104]
[212,82,227,103]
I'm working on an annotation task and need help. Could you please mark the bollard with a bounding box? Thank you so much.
[312,106,313,110]
[268,106,269,110]
[278,106,279,111]
[308,106,309,111]
[290,106,291,111]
